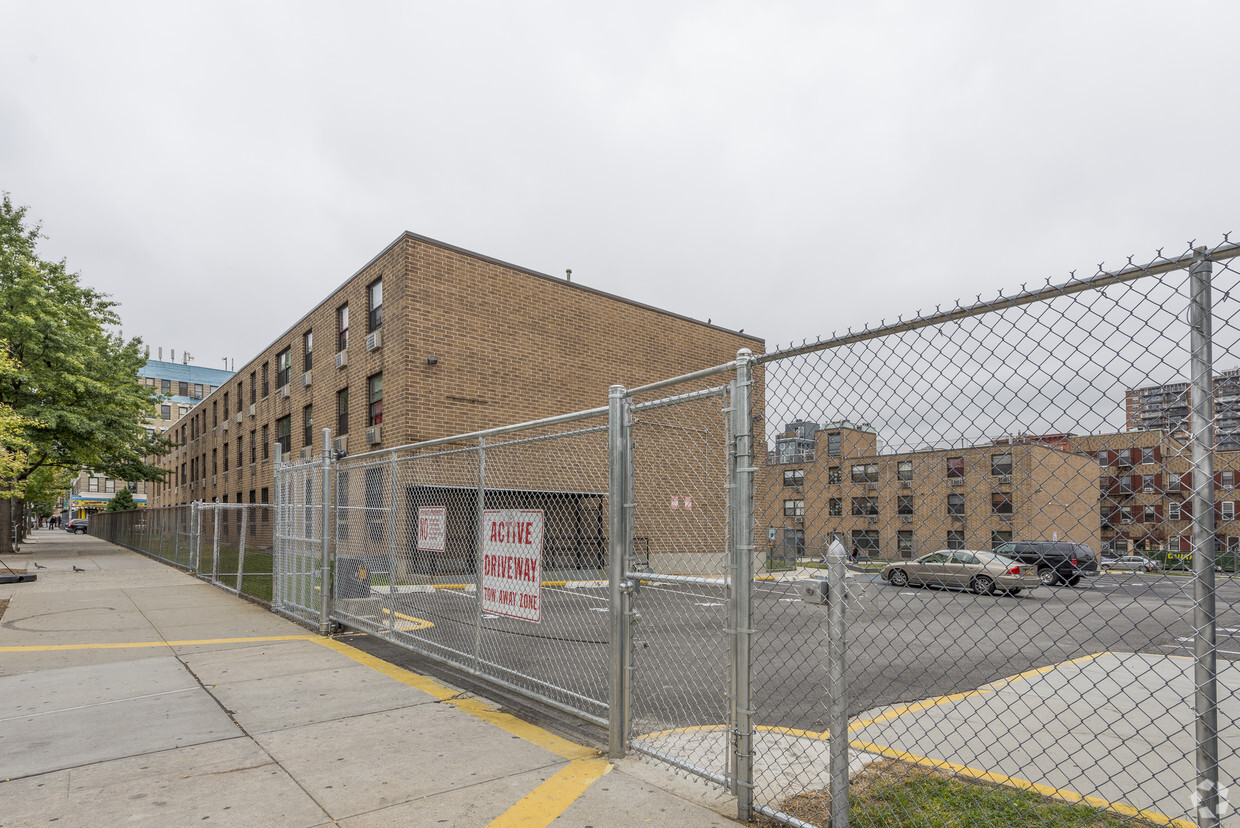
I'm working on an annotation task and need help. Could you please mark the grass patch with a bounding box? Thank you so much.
[755,758,1164,828]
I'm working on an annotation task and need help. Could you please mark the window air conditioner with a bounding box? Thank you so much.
[221,420,229,432]
[900,480,912,488]
[998,475,1012,484]
[248,404,256,417]
[901,515,912,523]
[793,485,803,493]
[299,447,312,461]
[302,371,312,387]
[867,482,878,490]
[333,435,348,455]
[335,351,347,369]
[366,425,382,445]
[211,475,216,486]
[235,412,243,424]
[366,330,382,352]
[281,385,290,399]
[793,516,803,525]
[951,478,964,486]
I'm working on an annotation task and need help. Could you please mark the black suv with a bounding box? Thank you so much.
[64,518,89,535]
[993,541,1099,587]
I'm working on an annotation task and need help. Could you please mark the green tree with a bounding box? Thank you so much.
[0,193,172,548]
[106,486,136,512]
[20,465,71,519]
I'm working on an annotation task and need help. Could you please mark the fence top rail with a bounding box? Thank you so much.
[757,237,1240,365]
[315,403,610,465]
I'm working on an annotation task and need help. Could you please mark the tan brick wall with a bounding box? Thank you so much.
[151,234,762,509]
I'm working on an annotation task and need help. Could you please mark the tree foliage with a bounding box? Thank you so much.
[106,486,136,512]
[0,193,173,489]
[20,465,72,518]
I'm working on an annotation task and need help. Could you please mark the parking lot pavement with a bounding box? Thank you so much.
[847,651,1238,827]
[0,530,739,827]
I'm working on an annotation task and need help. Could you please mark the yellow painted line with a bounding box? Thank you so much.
[849,652,1106,731]
[487,757,612,828]
[850,738,1195,828]
[310,637,596,762]
[378,607,435,631]
[0,635,316,652]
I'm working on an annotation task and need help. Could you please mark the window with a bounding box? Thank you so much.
[1117,448,1132,466]
[828,498,842,516]
[277,348,292,388]
[991,454,1013,476]
[249,490,256,504]
[1114,537,1129,554]
[1169,536,1181,552]
[1224,501,1236,521]
[303,405,314,447]
[783,499,805,517]
[852,530,879,552]
[1140,447,1156,465]
[991,530,1012,549]
[947,493,965,516]
[1095,450,1108,464]
[212,449,217,475]
[851,464,878,483]
[261,425,269,460]
[1224,471,1235,489]
[897,461,913,482]
[192,384,203,399]
[262,363,269,397]
[851,497,879,516]
[897,495,914,515]
[783,469,804,487]
[365,466,385,540]
[337,303,349,351]
[250,371,256,405]
[175,381,186,397]
[1143,505,1158,522]
[947,457,964,479]
[991,492,1013,515]
[368,373,383,426]
[223,442,229,472]
[1118,474,1134,494]
[250,429,257,464]
[828,467,841,485]
[161,378,171,395]
[276,415,292,456]
[1169,501,1181,520]
[223,391,230,419]
[336,388,349,435]
[1121,505,1133,524]
[161,404,171,420]
[212,401,218,427]
[368,278,383,331]
[897,531,913,556]
[827,433,841,457]
[946,530,965,550]
[88,476,99,492]
[303,330,313,371]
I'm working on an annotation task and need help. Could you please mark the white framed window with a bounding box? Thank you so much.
[1169,536,1180,552]
[1223,501,1235,521]
[783,499,804,517]
[1169,501,1182,520]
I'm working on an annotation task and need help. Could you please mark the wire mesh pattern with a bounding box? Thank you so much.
[325,412,614,722]
[747,240,1239,827]
[97,235,1239,827]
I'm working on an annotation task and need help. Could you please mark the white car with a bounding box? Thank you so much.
[1101,555,1161,573]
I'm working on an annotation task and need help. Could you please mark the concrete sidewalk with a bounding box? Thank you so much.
[0,530,738,827]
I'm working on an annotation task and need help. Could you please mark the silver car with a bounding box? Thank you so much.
[881,549,1040,595]
[1101,554,1162,573]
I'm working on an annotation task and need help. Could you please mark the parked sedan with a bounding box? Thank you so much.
[881,549,1040,595]
[1101,555,1162,573]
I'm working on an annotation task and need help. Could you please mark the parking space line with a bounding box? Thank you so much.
[849,738,1195,828]
[378,606,435,631]
[487,757,612,828]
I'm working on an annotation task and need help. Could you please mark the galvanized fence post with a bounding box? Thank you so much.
[319,427,334,636]
[608,385,632,759]
[387,450,399,634]
[212,506,221,585]
[827,537,850,827]
[1190,245,1221,828]
[474,436,488,672]
[731,350,755,821]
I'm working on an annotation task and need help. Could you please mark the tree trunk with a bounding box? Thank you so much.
[0,497,14,554]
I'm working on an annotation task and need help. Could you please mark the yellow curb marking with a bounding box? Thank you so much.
[378,607,435,631]
[849,739,1195,828]
[487,757,613,828]
[0,635,316,652]
[310,637,608,828]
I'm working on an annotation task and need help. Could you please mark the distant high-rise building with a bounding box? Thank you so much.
[1125,368,1240,450]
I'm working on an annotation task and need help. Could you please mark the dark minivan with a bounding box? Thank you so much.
[993,541,1099,587]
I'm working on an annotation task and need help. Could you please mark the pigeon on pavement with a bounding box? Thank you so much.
[33,562,47,569]
[72,566,85,572]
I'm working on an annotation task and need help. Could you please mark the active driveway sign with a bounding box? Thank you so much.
[481,509,544,622]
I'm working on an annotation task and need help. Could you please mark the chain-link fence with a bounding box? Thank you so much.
[745,241,1240,827]
[97,236,1239,826]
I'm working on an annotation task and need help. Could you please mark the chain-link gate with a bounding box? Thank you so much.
[273,445,331,630]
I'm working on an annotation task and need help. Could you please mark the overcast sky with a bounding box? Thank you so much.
[2,1,1235,372]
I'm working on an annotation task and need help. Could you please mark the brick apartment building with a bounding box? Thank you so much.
[756,421,1099,562]
[1125,368,1240,451]
[149,233,763,527]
